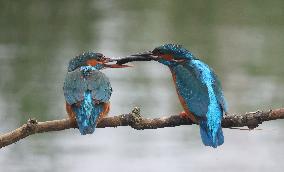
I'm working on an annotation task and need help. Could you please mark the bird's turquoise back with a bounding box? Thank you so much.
[63,66,112,134]
[171,60,227,147]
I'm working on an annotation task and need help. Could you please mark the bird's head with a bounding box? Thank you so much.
[116,44,195,66]
[152,44,194,62]
[68,52,130,72]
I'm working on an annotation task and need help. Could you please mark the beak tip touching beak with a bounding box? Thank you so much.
[114,51,157,65]
[103,57,132,68]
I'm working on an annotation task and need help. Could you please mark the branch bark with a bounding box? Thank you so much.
[1,108,284,149]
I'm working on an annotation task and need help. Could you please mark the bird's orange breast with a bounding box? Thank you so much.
[170,69,198,123]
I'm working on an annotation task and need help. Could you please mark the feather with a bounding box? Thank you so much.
[171,59,225,147]
[63,67,112,134]
[72,91,104,134]
[172,63,209,117]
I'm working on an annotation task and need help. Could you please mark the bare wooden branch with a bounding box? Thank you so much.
[1,108,284,149]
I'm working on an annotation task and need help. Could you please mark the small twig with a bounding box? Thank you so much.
[1,108,284,149]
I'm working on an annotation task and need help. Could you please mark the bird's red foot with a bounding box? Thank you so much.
[179,111,198,123]
[179,111,190,119]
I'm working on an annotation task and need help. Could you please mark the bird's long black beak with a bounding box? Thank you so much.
[115,51,157,65]
[103,58,132,68]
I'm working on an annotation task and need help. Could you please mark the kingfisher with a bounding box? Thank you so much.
[117,44,228,148]
[63,52,129,135]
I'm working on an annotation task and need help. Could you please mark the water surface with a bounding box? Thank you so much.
[0,1,284,171]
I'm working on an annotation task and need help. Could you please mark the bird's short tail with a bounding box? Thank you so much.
[72,91,102,135]
[199,120,224,148]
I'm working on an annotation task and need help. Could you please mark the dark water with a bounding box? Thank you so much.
[0,1,284,171]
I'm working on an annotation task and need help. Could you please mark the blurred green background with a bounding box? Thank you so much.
[0,0,283,171]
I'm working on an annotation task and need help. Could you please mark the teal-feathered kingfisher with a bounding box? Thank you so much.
[117,44,228,148]
[63,52,129,135]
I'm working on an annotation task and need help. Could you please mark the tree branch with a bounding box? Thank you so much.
[1,108,284,149]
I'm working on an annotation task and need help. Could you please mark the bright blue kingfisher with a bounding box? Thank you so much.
[63,52,129,135]
[117,44,228,148]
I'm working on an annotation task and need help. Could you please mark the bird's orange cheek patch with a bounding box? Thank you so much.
[161,54,174,61]
[86,59,99,66]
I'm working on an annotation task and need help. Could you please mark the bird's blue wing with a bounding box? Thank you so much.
[63,69,88,105]
[86,70,112,103]
[63,69,112,105]
[173,63,209,117]
[183,60,224,147]
[63,68,112,134]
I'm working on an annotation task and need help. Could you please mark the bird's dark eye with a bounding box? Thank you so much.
[152,49,163,55]
[95,53,104,60]
[96,53,103,58]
